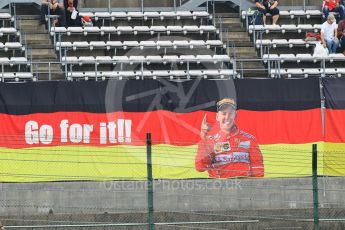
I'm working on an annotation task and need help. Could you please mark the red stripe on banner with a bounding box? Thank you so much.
[0,109,322,148]
[325,109,345,143]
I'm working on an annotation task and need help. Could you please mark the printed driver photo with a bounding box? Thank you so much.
[195,98,264,178]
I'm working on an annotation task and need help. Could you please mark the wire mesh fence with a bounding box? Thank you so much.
[0,137,344,229]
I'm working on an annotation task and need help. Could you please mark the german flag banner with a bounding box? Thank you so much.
[322,78,345,176]
[0,79,324,182]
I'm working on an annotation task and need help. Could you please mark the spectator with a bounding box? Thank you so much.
[64,0,81,27]
[323,0,345,21]
[255,0,280,25]
[321,14,339,54]
[337,18,345,54]
[40,0,66,27]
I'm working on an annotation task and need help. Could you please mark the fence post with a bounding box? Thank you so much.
[146,133,155,230]
[312,144,319,230]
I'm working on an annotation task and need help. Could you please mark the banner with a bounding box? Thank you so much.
[322,78,345,176]
[0,79,324,182]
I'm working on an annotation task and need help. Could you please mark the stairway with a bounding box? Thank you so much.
[17,15,65,80]
[216,10,267,78]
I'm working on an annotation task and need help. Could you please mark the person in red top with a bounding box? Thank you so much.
[323,0,345,21]
[195,98,264,178]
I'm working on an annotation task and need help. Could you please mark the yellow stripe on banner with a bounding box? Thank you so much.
[322,142,345,176]
[0,143,324,182]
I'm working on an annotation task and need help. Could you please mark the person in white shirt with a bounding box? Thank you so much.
[321,13,339,53]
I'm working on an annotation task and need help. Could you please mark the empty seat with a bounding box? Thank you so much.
[113,56,129,63]
[192,11,210,19]
[146,56,163,64]
[94,12,111,21]
[106,41,123,49]
[140,41,156,49]
[287,68,303,77]
[160,11,177,20]
[170,70,187,78]
[303,68,321,77]
[117,26,134,35]
[172,40,189,48]
[156,40,173,48]
[90,41,106,50]
[73,41,89,50]
[167,26,183,35]
[83,26,101,35]
[263,54,279,63]
[272,39,289,48]
[133,26,150,35]
[199,25,217,34]
[79,56,95,64]
[143,12,160,20]
[206,40,224,48]
[111,12,127,20]
[180,55,196,63]
[0,57,10,64]
[196,55,214,63]
[62,56,78,64]
[176,11,193,19]
[150,26,166,34]
[129,56,146,64]
[189,40,206,48]
[123,41,139,49]
[163,55,179,64]
[296,54,313,63]
[4,42,22,49]
[127,12,144,20]
[0,13,12,19]
[183,25,199,34]
[0,27,17,35]
[96,56,112,63]
[214,55,231,62]
[56,42,73,50]
[152,70,170,77]
[101,26,117,35]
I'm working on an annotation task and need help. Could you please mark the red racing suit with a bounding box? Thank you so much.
[195,126,264,178]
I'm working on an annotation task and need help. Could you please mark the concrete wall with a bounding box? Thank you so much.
[0,177,344,215]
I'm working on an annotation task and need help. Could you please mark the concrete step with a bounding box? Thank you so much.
[227,41,253,47]
[31,54,57,59]
[32,63,61,72]
[239,62,265,69]
[221,27,246,32]
[229,53,259,58]
[225,37,251,42]
[215,13,239,18]
[29,44,54,49]
[25,33,50,41]
[36,73,66,81]
[243,70,268,78]
[17,19,41,27]
[228,46,256,53]
[19,24,47,33]
[220,18,242,24]
[30,48,56,56]
[25,39,52,45]
[222,32,249,39]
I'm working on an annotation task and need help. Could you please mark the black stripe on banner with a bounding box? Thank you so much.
[322,78,345,109]
[0,79,320,115]
[236,78,321,111]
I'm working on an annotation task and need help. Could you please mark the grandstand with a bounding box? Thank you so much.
[0,0,345,230]
[0,0,341,80]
